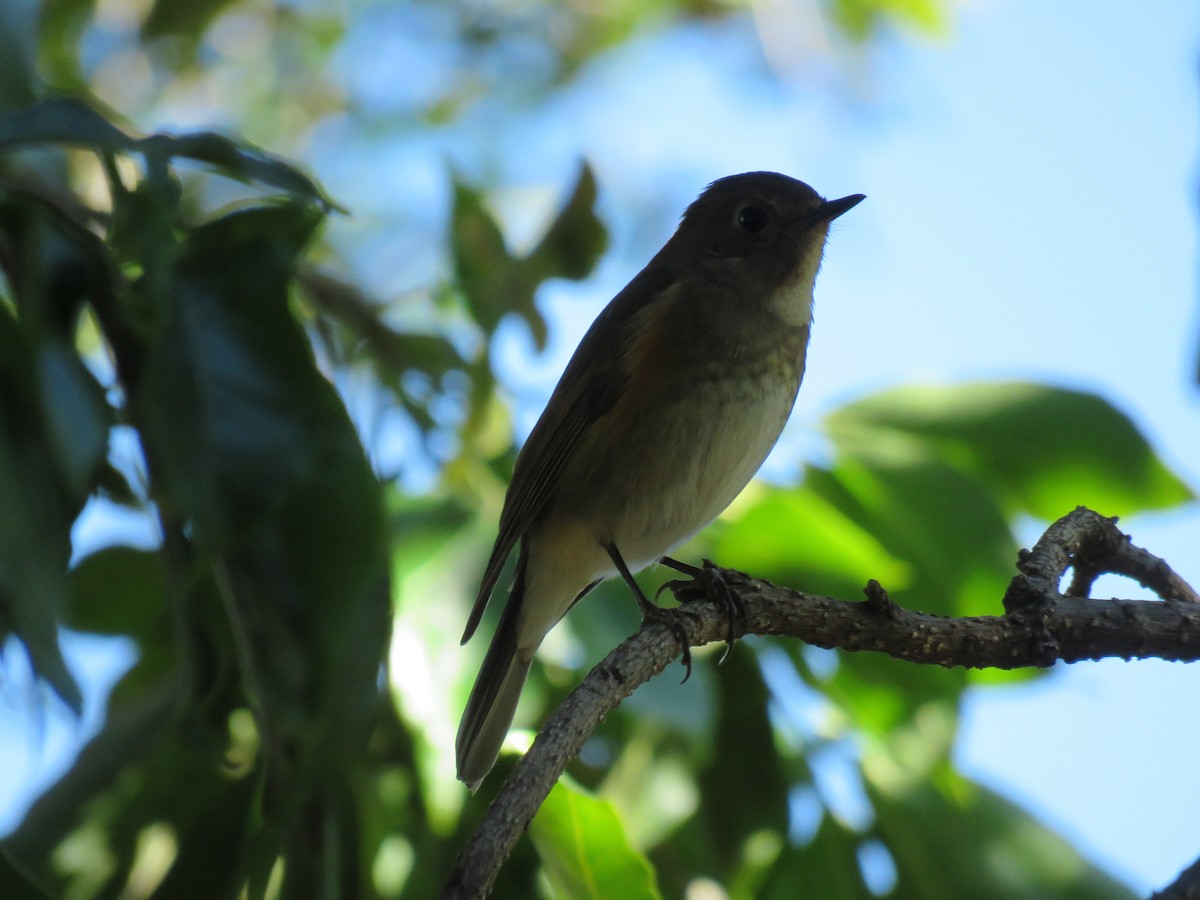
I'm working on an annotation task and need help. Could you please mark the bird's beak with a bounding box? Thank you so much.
[818,193,866,222]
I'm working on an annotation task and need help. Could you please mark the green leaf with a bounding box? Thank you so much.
[451,176,520,337]
[825,383,1194,521]
[3,678,261,900]
[389,492,474,585]
[452,163,607,350]
[710,448,1015,734]
[0,189,113,342]
[867,771,1137,899]
[141,0,240,42]
[0,99,339,209]
[29,0,95,95]
[0,190,113,503]
[832,0,949,41]
[0,97,133,153]
[804,455,1014,617]
[137,199,392,863]
[137,132,342,211]
[35,343,109,497]
[708,482,911,601]
[760,814,868,900]
[0,305,82,712]
[63,547,180,725]
[0,2,40,113]
[0,844,50,899]
[805,454,1008,731]
[525,163,608,284]
[64,547,169,644]
[138,202,327,538]
[2,678,177,889]
[697,650,789,867]
[530,779,661,900]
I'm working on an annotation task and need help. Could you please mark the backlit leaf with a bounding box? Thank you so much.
[530,779,661,900]
[825,383,1194,521]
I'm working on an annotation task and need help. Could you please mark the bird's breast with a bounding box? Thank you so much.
[550,322,809,569]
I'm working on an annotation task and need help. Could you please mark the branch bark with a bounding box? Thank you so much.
[1152,855,1200,900]
[442,507,1200,898]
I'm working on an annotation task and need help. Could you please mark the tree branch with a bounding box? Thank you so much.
[1151,854,1200,900]
[442,507,1200,898]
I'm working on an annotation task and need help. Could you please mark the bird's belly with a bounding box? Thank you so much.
[556,368,800,571]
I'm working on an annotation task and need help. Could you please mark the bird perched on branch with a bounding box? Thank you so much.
[457,171,864,790]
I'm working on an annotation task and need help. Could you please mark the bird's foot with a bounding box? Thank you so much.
[634,590,693,682]
[605,542,694,681]
[657,557,744,664]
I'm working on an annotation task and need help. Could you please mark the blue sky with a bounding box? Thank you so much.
[2,0,1198,893]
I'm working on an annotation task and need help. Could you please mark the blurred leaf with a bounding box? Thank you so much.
[0,2,40,112]
[138,132,342,211]
[868,772,1137,899]
[0,303,82,713]
[0,186,113,503]
[142,0,240,42]
[2,678,177,891]
[0,186,114,711]
[451,177,518,335]
[138,202,327,538]
[0,188,113,341]
[526,163,608,283]
[34,0,96,93]
[811,448,998,734]
[710,482,911,600]
[530,778,662,900]
[0,850,49,899]
[825,383,1194,521]
[136,199,391,893]
[711,449,1009,736]
[804,455,1013,617]
[0,100,338,209]
[390,492,474,583]
[298,267,465,407]
[452,163,606,351]
[0,97,134,153]
[64,547,169,644]
[760,814,868,900]
[752,380,1198,736]
[3,677,261,899]
[35,342,109,496]
[697,649,788,868]
[832,0,950,40]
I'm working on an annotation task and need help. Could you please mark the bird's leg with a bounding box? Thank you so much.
[604,543,692,681]
[657,557,744,664]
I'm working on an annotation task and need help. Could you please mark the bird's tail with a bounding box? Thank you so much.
[456,558,532,792]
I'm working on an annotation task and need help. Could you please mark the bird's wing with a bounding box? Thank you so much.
[460,268,679,644]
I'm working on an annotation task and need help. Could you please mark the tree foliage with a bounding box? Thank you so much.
[0,2,1193,898]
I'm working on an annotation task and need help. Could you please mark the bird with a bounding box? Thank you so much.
[456,171,864,790]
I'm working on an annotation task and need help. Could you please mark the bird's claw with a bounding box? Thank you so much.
[658,559,744,664]
[637,599,693,682]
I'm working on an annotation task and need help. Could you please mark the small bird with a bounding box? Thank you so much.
[457,172,864,790]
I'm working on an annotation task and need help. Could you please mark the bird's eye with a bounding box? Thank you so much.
[736,205,770,233]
